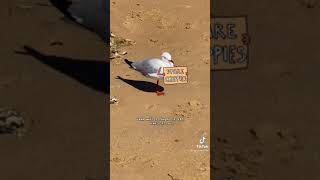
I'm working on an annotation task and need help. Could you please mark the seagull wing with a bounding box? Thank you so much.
[132,58,163,74]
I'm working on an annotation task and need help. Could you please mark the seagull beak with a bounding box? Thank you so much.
[171,60,174,64]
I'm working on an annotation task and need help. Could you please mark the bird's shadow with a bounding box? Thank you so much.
[116,76,164,93]
[15,46,109,94]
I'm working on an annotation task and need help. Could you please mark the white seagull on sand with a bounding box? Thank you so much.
[124,52,174,96]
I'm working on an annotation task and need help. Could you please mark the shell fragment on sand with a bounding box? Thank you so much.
[110,33,134,59]
[0,108,25,135]
[110,96,119,104]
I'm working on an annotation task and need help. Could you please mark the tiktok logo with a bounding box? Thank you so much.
[196,135,209,150]
[200,136,206,144]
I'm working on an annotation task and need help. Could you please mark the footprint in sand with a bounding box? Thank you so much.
[149,37,158,43]
[275,130,303,163]
[173,100,203,118]
[184,22,192,29]
[214,138,263,179]
[145,9,178,30]
[144,104,158,110]
[201,57,210,65]
[128,10,143,21]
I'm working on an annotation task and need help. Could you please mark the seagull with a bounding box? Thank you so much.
[124,52,174,96]
[49,0,108,42]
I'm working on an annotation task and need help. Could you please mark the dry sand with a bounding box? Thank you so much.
[110,0,210,179]
[0,0,106,179]
[212,0,320,179]
[3,0,318,180]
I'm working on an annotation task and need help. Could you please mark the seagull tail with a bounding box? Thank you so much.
[124,59,134,69]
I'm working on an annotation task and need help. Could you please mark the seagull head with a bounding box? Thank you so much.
[161,52,174,64]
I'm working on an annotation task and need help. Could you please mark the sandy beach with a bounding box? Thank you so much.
[0,0,107,179]
[212,0,320,179]
[110,0,210,179]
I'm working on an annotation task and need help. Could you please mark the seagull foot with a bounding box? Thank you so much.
[156,91,165,96]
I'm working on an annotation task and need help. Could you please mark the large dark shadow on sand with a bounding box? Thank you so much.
[116,76,164,93]
[15,46,109,94]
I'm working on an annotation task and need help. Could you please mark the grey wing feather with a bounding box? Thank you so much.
[131,61,142,70]
[132,59,160,74]
[142,59,162,74]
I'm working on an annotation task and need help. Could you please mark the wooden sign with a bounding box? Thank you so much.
[211,16,249,70]
[163,67,188,85]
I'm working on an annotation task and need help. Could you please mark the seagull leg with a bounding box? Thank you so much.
[155,80,165,96]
